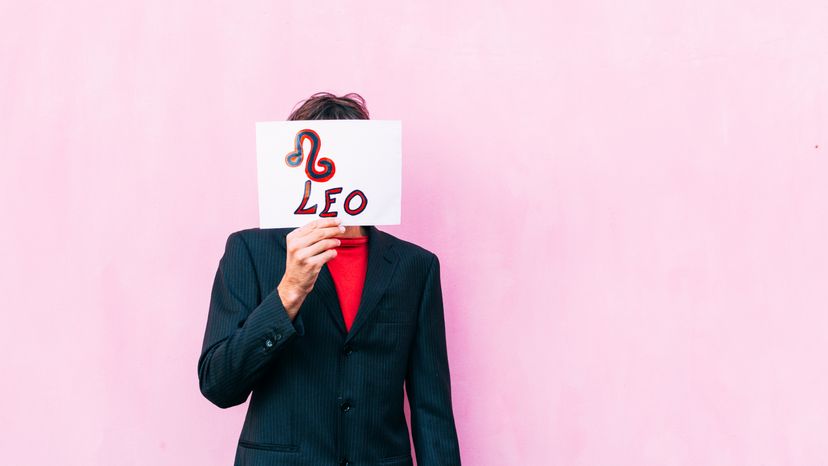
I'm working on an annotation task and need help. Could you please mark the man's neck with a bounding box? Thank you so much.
[339,225,367,238]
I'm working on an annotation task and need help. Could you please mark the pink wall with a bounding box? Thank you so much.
[2,1,827,464]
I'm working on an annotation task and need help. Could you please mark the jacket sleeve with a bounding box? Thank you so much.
[197,231,304,409]
[405,254,462,465]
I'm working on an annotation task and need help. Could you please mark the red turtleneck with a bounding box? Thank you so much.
[326,235,369,331]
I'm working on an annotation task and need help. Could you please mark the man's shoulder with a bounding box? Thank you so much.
[223,227,290,251]
[380,229,438,264]
[230,227,291,239]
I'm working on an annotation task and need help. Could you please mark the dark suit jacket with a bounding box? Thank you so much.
[198,225,461,466]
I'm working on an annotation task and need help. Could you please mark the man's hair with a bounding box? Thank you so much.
[287,92,370,121]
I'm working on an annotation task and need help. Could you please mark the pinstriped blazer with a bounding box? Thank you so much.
[197,225,461,466]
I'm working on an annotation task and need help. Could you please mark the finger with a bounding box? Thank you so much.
[286,226,302,241]
[287,219,322,240]
[305,248,337,267]
[288,218,342,247]
[294,225,345,249]
[297,238,341,260]
[299,217,341,235]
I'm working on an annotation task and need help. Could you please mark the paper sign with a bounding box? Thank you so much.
[256,120,402,228]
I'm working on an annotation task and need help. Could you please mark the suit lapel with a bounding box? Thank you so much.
[276,225,398,341]
[315,262,347,334]
[344,225,398,343]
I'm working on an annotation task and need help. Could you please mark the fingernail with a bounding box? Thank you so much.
[339,225,346,232]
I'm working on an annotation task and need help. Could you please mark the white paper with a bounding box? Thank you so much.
[256,120,402,228]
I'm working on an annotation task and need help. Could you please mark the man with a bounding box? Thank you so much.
[197,92,461,465]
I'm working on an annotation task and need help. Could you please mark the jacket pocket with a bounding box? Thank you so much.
[372,303,417,325]
[238,439,299,452]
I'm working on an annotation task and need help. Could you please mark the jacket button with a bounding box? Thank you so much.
[342,344,354,355]
[339,458,350,466]
[275,333,283,341]
[340,401,352,412]
[264,339,273,348]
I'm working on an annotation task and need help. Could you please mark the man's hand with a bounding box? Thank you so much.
[278,218,345,320]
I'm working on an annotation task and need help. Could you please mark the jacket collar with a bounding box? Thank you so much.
[276,225,398,342]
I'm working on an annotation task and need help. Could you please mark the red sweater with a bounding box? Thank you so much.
[326,235,369,331]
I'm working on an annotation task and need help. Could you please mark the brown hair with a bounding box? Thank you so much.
[287,92,370,121]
